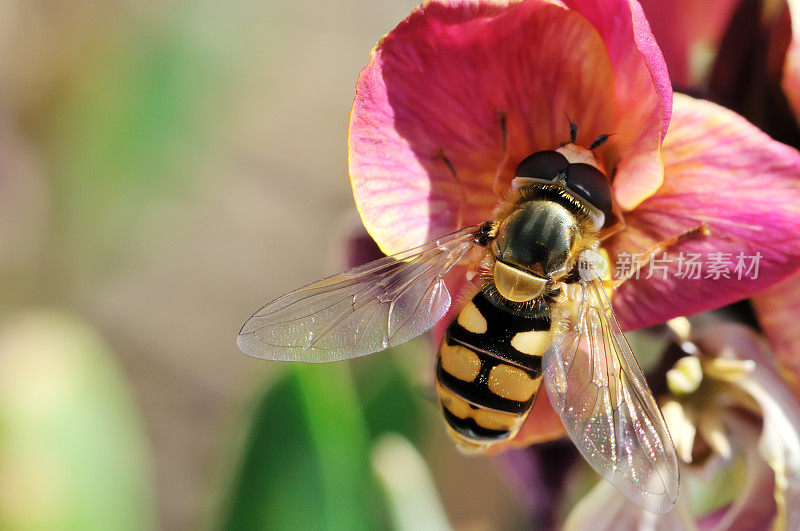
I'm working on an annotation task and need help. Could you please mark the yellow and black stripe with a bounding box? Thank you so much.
[435,290,551,452]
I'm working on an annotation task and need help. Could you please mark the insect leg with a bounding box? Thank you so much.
[610,222,711,290]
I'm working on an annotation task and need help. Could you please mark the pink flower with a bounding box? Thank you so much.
[784,1,800,118]
[640,0,797,135]
[640,0,800,401]
[564,319,800,529]
[501,318,800,528]
[642,0,800,122]
[638,0,741,90]
[348,0,800,444]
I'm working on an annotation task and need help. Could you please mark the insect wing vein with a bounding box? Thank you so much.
[543,272,679,514]
[237,225,480,363]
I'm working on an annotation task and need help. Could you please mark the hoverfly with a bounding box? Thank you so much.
[237,125,680,514]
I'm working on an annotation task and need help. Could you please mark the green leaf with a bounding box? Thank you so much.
[0,311,155,530]
[221,364,382,530]
[356,341,433,444]
[45,4,244,274]
[371,434,451,531]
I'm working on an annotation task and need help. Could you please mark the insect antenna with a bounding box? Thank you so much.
[589,133,615,150]
[565,113,578,143]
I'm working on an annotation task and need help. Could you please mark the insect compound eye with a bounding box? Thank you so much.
[515,150,569,180]
[564,163,613,219]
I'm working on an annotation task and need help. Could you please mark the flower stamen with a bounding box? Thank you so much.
[434,149,466,230]
[492,110,509,197]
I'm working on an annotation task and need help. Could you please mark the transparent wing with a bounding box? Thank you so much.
[543,264,680,514]
[237,225,481,363]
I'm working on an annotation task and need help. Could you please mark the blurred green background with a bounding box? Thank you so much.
[0,1,530,529]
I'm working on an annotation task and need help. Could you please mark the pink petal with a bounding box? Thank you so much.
[691,319,800,531]
[783,0,800,120]
[349,0,667,255]
[491,387,566,451]
[639,0,740,88]
[501,447,568,524]
[609,93,800,330]
[563,479,697,529]
[698,415,780,531]
[753,274,800,393]
[562,0,673,209]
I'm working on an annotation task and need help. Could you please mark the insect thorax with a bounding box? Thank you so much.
[484,185,599,306]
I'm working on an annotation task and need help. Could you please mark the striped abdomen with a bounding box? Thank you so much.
[435,290,551,453]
